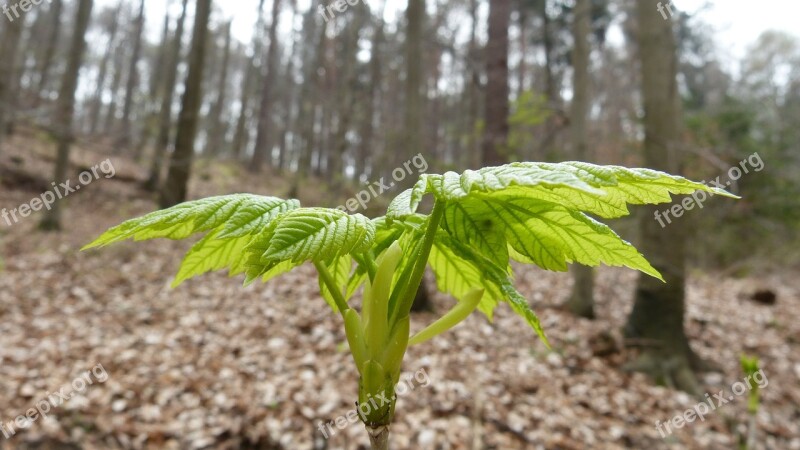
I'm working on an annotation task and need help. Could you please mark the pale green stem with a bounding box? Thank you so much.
[314,260,349,314]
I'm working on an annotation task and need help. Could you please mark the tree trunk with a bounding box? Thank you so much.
[623,0,701,395]
[144,0,189,192]
[566,0,595,319]
[403,0,432,313]
[0,9,25,153]
[36,0,62,96]
[39,0,94,231]
[356,13,384,181]
[481,0,510,166]
[251,0,282,173]
[206,20,232,157]
[102,39,126,133]
[516,1,528,98]
[465,0,480,169]
[136,7,171,162]
[288,11,326,198]
[538,0,564,161]
[159,0,212,208]
[403,0,424,175]
[329,12,363,191]
[118,0,145,151]
[89,3,122,135]
[231,1,267,162]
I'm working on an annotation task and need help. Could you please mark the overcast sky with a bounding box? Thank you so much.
[98,0,798,68]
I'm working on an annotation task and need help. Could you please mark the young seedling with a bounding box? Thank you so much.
[84,161,734,449]
[740,355,763,450]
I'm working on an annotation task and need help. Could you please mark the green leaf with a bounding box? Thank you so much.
[83,194,299,249]
[432,235,550,347]
[481,196,661,278]
[428,233,502,319]
[245,207,376,266]
[172,229,252,287]
[388,162,736,220]
[441,201,509,269]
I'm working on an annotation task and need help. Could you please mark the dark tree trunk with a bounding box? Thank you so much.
[465,0,480,169]
[159,0,213,208]
[102,39,126,133]
[403,0,424,176]
[251,0,282,172]
[89,3,122,135]
[144,0,189,192]
[0,9,25,153]
[404,0,432,312]
[118,0,145,151]
[136,8,172,162]
[624,0,702,395]
[206,20,232,157]
[288,11,326,198]
[36,0,63,96]
[481,0,510,166]
[39,0,94,231]
[356,14,384,181]
[567,0,596,319]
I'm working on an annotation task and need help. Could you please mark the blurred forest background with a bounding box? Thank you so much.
[0,0,798,448]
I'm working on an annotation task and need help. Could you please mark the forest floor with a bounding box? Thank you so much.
[1,129,799,450]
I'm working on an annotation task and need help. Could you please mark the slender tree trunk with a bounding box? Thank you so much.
[277,3,300,172]
[538,0,564,161]
[118,0,146,151]
[465,0,480,169]
[251,0,282,172]
[89,3,122,135]
[39,0,94,231]
[516,1,528,98]
[103,41,126,133]
[136,7,171,161]
[356,13,384,181]
[36,0,62,96]
[277,59,294,172]
[231,1,267,162]
[159,0,213,208]
[403,0,433,313]
[144,0,189,192]
[288,9,324,198]
[329,12,363,191]
[567,0,596,319]
[624,0,701,395]
[404,0,424,174]
[206,21,232,157]
[0,10,25,153]
[542,2,559,107]
[482,0,510,166]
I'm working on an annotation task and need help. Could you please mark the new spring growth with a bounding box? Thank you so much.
[343,241,485,426]
[344,242,406,425]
